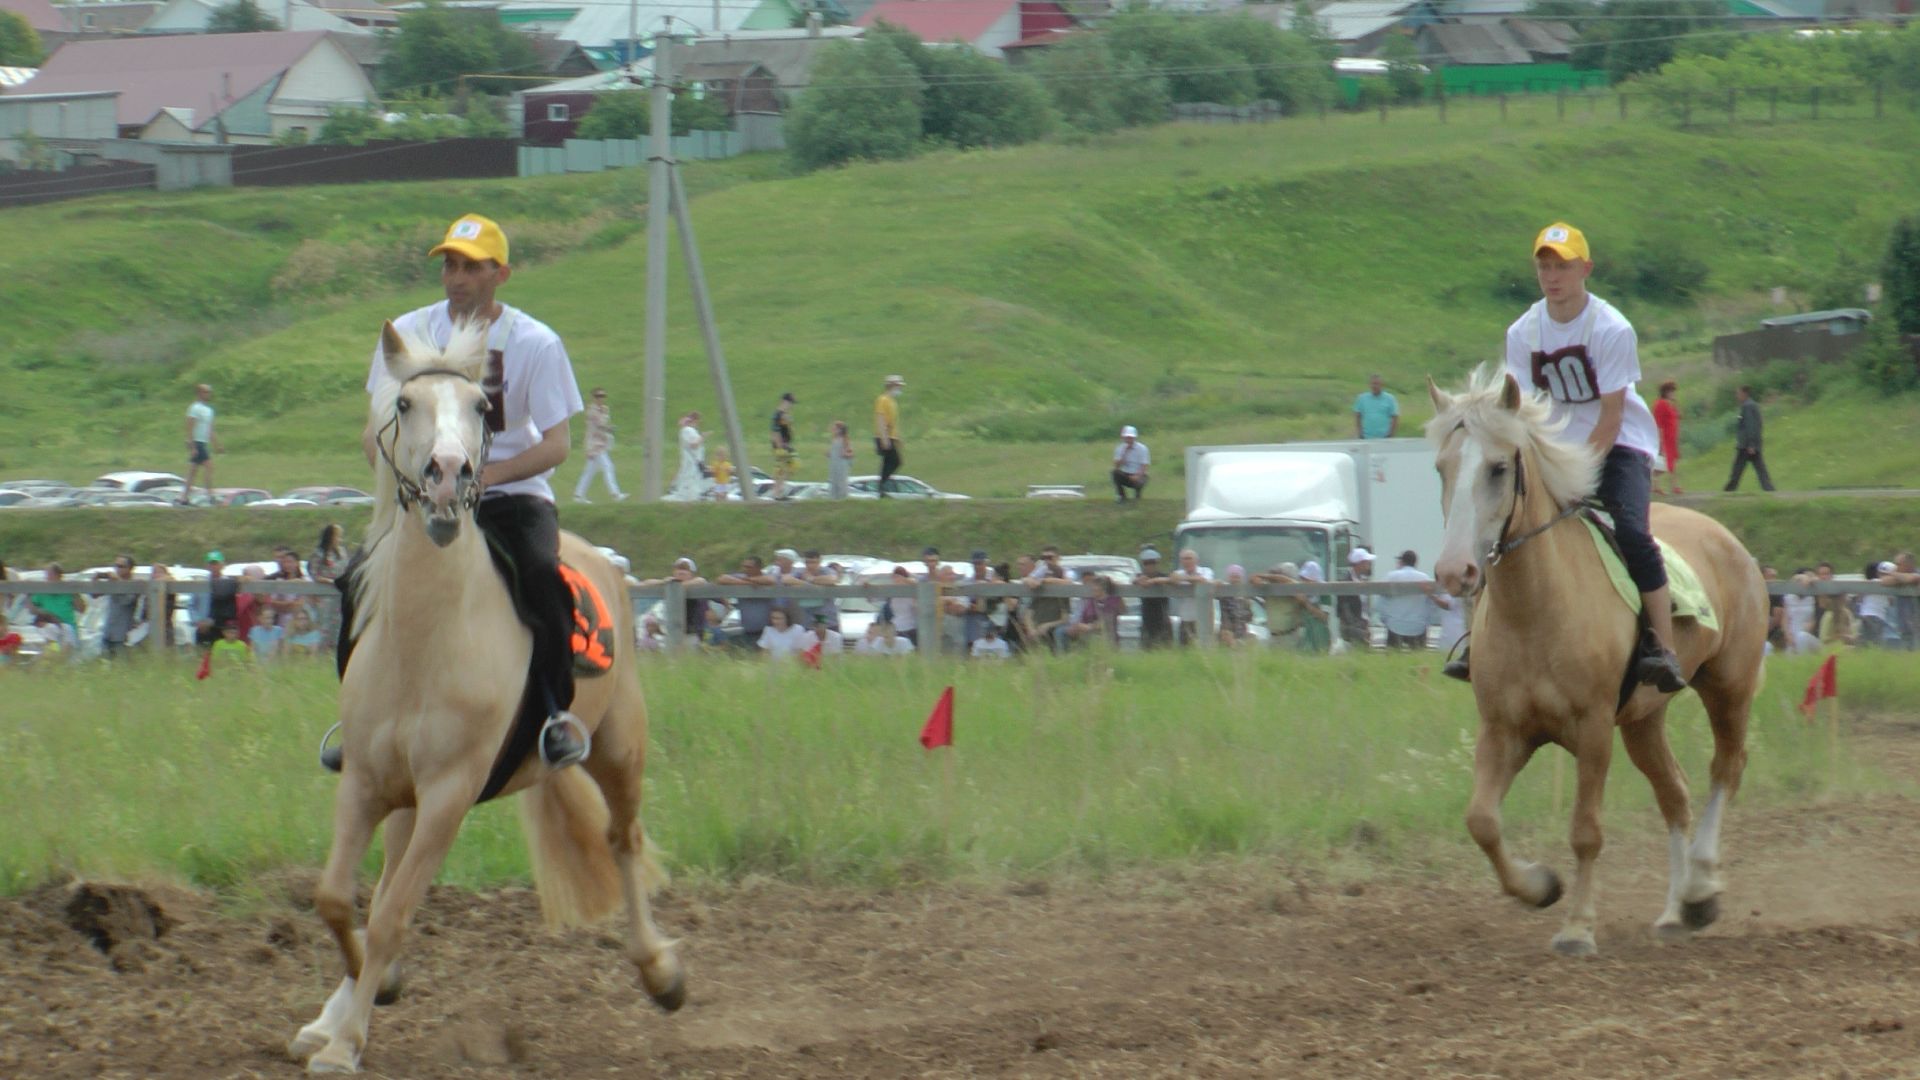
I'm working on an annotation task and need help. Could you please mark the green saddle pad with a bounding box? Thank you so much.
[1580,516,1719,634]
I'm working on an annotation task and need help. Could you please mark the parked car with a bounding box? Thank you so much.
[213,487,276,507]
[0,479,76,496]
[249,497,322,509]
[75,490,177,509]
[1026,484,1087,499]
[844,475,971,500]
[283,485,372,504]
[91,470,187,493]
[0,489,37,507]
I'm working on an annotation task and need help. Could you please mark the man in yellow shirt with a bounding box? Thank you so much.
[873,374,905,497]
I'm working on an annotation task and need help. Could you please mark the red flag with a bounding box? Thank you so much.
[799,639,823,670]
[195,650,212,680]
[1799,655,1837,718]
[919,686,954,750]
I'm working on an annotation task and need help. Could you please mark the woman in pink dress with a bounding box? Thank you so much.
[1652,379,1682,495]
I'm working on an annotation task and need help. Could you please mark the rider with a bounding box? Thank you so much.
[323,213,590,773]
[1443,222,1688,693]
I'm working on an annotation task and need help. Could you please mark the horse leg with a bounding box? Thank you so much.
[361,808,415,1006]
[1551,716,1615,957]
[291,779,382,1063]
[1465,723,1560,908]
[1619,713,1696,942]
[584,711,685,1011]
[306,787,469,1075]
[1681,677,1753,930]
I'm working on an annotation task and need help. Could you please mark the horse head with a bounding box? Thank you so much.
[1426,365,1599,597]
[373,320,491,548]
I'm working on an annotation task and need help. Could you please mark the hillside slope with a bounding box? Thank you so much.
[5,100,1918,499]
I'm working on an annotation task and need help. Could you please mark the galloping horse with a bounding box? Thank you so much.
[290,322,684,1074]
[1427,368,1767,956]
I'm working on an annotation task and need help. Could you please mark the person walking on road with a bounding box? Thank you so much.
[874,374,905,496]
[182,383,221,504]
[1724,385,1775,492]
[1354,374,1399,439]
[573,386,627,502]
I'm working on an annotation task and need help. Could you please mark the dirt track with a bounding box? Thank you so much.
[6,721,1920,1080]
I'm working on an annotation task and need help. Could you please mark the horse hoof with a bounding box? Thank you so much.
[1654,919,1691,944]
[1529,867,1564,910]
[288,1029,328,1061]
[1682,895,1721,931]
[374,963,404,1006]
[1551,934,1597,958]
[647,969,687,1013]
[306,1045,360,1074]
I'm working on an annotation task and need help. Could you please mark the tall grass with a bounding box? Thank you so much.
[2,648,1901,895]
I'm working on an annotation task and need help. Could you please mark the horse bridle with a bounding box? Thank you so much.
[376,366,492,514]
[1484,450,1594,568]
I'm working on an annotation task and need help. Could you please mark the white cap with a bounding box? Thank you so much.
[774,548,800,561]
[1120,425,1138,437]
[1300,560,1324,582]
[884,374,906,386]
[1879,560,1898,574]
[1349,548,1376,564]
[1139,547,1162,561]
[674,556,696,572]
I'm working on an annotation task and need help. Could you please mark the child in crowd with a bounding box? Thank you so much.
[211,621,254,666]
[970,621,1011,660]
[285,609,325,655]
[249,607,284,659]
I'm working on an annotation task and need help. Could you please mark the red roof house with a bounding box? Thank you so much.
[13,30,376,143]
[855,0,1076,59]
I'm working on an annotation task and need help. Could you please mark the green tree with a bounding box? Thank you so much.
[1587,0,1727,84]
[1884,216,1920,336]
[378,0,540,96]
[0,10,44,66]
[1199,15,1336,112]
[915,47,1054,149]
[1378,33,1427,103]
[573,88,732,139]
[1291,1,1338,62]
[1105,10,1257,105]
[207,0,281,33]
[315,106,388,145]
[785,38,923,170]
[1034,35,1170,133]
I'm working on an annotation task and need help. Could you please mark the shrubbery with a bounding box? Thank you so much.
[785,37,925,170]
[1629,22,1920,117]
[313,97,507,145]
[574,89,731,139]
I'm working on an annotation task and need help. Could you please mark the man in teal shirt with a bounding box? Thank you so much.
[1353,374,1399,439]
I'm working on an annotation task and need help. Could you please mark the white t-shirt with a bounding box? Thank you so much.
[1437,595,1467,654]
[679,423,705,464]
[1380,565,1437,637]
[816,628,845,654]
[757,624,818,659]
[856,634,915,655]
[369,301,584,502]
[1504,295,1659,459]
[887,594,916,634]
[971,636,1011,659]
[1171,564,1214,621]
[1859,592,1890,622]
[187,401,214,443]
[1113,440,1150,476]
[1782,593,1816,636]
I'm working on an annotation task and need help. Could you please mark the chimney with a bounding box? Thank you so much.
[807,11,822,36]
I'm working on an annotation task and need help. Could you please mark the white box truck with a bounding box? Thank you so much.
[1174,439,1446,580]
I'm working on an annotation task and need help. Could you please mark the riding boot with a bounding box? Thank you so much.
[1634,630,1690,693]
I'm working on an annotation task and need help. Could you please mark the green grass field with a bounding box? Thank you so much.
[1,648,1903,896]
[5,96,1919,506]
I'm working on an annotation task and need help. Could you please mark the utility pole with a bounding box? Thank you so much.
[670,168,754,502]
[640,31,672,500]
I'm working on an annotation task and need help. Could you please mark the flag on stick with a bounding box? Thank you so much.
[799,639,823,670]
[195,650,212,681]
[919,685,954,749]
[1799,654,1837,719]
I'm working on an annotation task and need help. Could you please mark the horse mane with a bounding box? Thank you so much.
[1427,364,1601,509]
[353,318,490,636]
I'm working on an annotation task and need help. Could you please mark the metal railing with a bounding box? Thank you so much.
[7,578,1913,657]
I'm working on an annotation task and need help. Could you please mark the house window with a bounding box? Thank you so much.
[547,103,570,121]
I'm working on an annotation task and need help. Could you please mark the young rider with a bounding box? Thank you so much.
[325,213,589,772]
[1444,222,1688,693]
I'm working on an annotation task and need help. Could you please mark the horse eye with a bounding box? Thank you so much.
[396,398,412,414]
[474,400,488,415]
[1489,463,1507,478]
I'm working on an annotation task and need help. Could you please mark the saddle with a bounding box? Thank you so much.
[1579,509,1717,712]
[559,562,617,676]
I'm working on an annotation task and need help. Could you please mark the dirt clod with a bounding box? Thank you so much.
[63,884,173,954]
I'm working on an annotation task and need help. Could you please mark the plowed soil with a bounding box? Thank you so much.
[6,718,1920,1080]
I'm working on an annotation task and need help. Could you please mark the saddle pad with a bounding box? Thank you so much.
[559,562,617,676]
[1579,517,1719,634]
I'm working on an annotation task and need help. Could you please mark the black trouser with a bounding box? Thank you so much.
[1724,447,1775,492]
[875,439,901,492]
[336,494,575,713]
[1112,469,1147,500]
[1598,446,1668,593]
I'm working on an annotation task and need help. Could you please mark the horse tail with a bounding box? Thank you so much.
[518,767,624,927]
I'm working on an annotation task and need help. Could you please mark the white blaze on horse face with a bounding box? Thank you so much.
[1434,431,1487,595]
[425,381,475,509]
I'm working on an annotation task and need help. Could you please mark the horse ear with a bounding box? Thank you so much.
[1500,373,1523,411]
[380,321,410,381]
[1426,376,1452,414]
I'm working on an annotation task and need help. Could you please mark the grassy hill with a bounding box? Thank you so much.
[4,97,1918,524]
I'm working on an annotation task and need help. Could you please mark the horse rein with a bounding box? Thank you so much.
[376,366,492,515]
[1485,451,1594,568]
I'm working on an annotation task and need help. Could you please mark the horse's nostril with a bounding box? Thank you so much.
[458,462,473,480]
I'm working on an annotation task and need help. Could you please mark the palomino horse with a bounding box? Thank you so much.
[290,322,684,1074]
[1427,368,1767,956]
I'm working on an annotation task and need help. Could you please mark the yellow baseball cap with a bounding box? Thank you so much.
[428,213,509,265]
[1533,221,1590,262]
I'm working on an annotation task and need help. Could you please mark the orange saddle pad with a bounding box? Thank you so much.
[559,562,617,676]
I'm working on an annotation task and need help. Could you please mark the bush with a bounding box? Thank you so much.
[1618,242,1709,302]
[379,0,541,96]
[1851,319,1919,393]
[1199,16,1337,112]
[206,0,280,33]
[315,107,387,146]
[1034,36,1170,134]
[785,39,923,170]
[916,48,1054,149]
[1105,11,1257,105]
[0,9,45,65]
[1379,34,1427,104]
[1883,215,1920,335]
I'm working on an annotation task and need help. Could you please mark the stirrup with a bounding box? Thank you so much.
[1441,635,1471,683]
[318,723,343,773]
[539,711,591,769]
